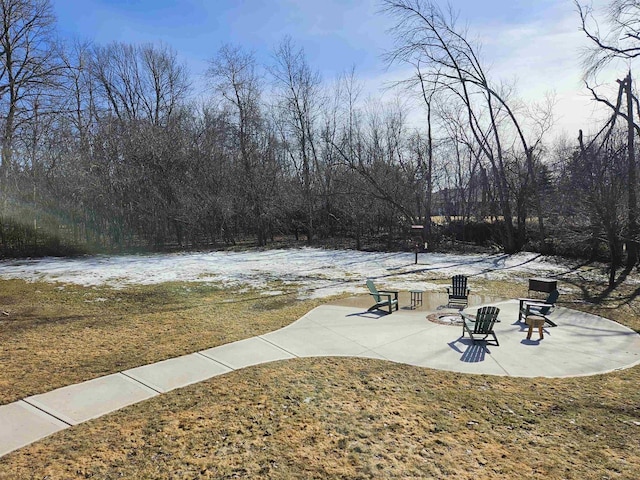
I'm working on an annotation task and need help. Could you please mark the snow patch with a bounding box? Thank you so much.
[0,248,615,299]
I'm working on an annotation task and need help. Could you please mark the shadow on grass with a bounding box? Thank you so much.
[560,269,640,309]
[4,313,107,333]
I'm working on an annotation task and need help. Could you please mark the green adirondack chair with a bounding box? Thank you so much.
[461,306,500,346]
[366,279,399,314]
[447,275,470,307]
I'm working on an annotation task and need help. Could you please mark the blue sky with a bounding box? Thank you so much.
[52,0,618,138]
[54,1,563,76]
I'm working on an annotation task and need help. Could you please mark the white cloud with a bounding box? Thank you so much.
[346,0,631,140]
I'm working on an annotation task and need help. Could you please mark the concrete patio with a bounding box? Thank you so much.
[2,293,639,458]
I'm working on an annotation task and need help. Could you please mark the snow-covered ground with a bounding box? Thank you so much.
[0,248,616,298]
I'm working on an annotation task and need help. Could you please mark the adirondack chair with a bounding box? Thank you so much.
[461,306,500,346]
[518,289,559,327]
[447,275,470,307]
[366,279,399,314]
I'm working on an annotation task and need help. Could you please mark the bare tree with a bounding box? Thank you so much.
[207,44,271,246]
[382,0,552,252]
[61,39,98,151]
[577,1,640,77]
[417,70,435,242]
[436,104,484,226]
[139,43,190,126]
[577,0,640,266]
[270,37,321,244]
[333,93,420,248]
[576,129,628,287]
[89,42,189,127]
[0,0,63,212]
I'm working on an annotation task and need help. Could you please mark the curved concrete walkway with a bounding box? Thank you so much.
[2,297,639,458]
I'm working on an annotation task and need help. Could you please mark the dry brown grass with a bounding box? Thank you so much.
[1,358,638,479]
[0,271,639,479]
[0,279,327,404]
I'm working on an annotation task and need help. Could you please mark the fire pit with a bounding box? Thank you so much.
[427,312,464,325]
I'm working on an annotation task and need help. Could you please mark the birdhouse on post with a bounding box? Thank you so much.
[411,225,424,264]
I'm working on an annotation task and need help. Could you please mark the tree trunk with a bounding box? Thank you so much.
[423,100,433,243]
[526,148,547,250]
[609,234,622,288]
[625,73,639,267]
[1,96,15,216]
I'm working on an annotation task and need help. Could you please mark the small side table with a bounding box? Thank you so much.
[526,315,546,340]
[410,290,424,309]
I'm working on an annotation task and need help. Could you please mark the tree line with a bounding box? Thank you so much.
[0,0,639,284]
